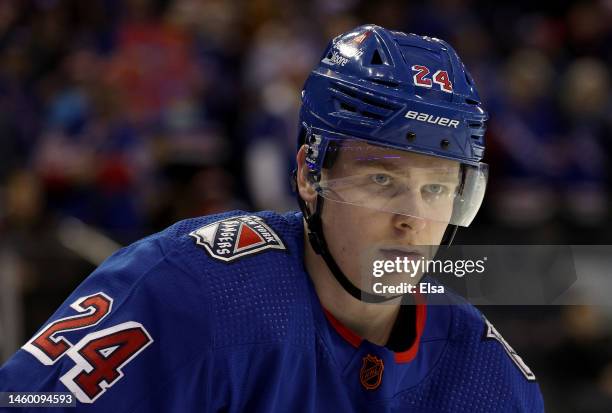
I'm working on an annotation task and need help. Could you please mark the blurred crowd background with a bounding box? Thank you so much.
[1,0,612,411]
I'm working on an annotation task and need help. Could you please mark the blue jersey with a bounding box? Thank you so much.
[0,211,544,412]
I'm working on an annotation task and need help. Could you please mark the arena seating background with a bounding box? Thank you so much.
[1,1,612,411]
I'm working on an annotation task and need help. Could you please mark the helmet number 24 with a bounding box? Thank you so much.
[411,65,453,93]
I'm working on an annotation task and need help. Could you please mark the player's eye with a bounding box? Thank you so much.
[370,173,393,187]
[421,184,450,201]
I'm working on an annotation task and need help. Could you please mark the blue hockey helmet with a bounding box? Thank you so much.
[298,24,488,228]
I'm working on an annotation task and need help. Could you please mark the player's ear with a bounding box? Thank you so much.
[296,145,317,203]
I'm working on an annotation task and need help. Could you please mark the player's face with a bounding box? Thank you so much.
[298,141,461,292]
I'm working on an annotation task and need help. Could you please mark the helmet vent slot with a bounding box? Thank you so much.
[369,78,400,88]
[371,49,384,65]
[334,83,397,111]
[339,102,357,113]
[361,111,385,120]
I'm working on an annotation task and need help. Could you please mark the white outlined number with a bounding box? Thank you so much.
[60,322,153,403]
[412,65,453,93]
[22,292,153,403]
[412,65,432,88]
[22,293,113,365]
[432,70,453,92]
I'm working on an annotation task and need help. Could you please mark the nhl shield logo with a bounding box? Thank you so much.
[360,354,384,390]
[189,216,286,262]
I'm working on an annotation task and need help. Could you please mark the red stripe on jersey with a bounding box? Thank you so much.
[323,295,427,364]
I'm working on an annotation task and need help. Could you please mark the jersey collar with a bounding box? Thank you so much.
[321,298,427,364]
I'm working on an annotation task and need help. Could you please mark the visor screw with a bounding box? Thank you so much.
[406,131,416,142]
[440,139,450,149]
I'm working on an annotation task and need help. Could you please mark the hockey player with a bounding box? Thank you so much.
[0,25,544,412]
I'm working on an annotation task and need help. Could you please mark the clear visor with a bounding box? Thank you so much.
[311,138,488,227]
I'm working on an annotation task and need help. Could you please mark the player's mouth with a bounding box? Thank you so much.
[378,248,425,262]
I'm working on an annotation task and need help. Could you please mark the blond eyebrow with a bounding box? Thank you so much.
[352,157,461,181]
[352,157,402,171]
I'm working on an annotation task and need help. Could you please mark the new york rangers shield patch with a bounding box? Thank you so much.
[189,216,286,262]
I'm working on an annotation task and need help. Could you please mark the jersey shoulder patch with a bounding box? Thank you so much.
[189,215,286,262]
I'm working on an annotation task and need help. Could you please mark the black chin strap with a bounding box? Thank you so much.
[298,193,394,303]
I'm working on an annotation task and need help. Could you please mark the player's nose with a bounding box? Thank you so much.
[392,212,427,233]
